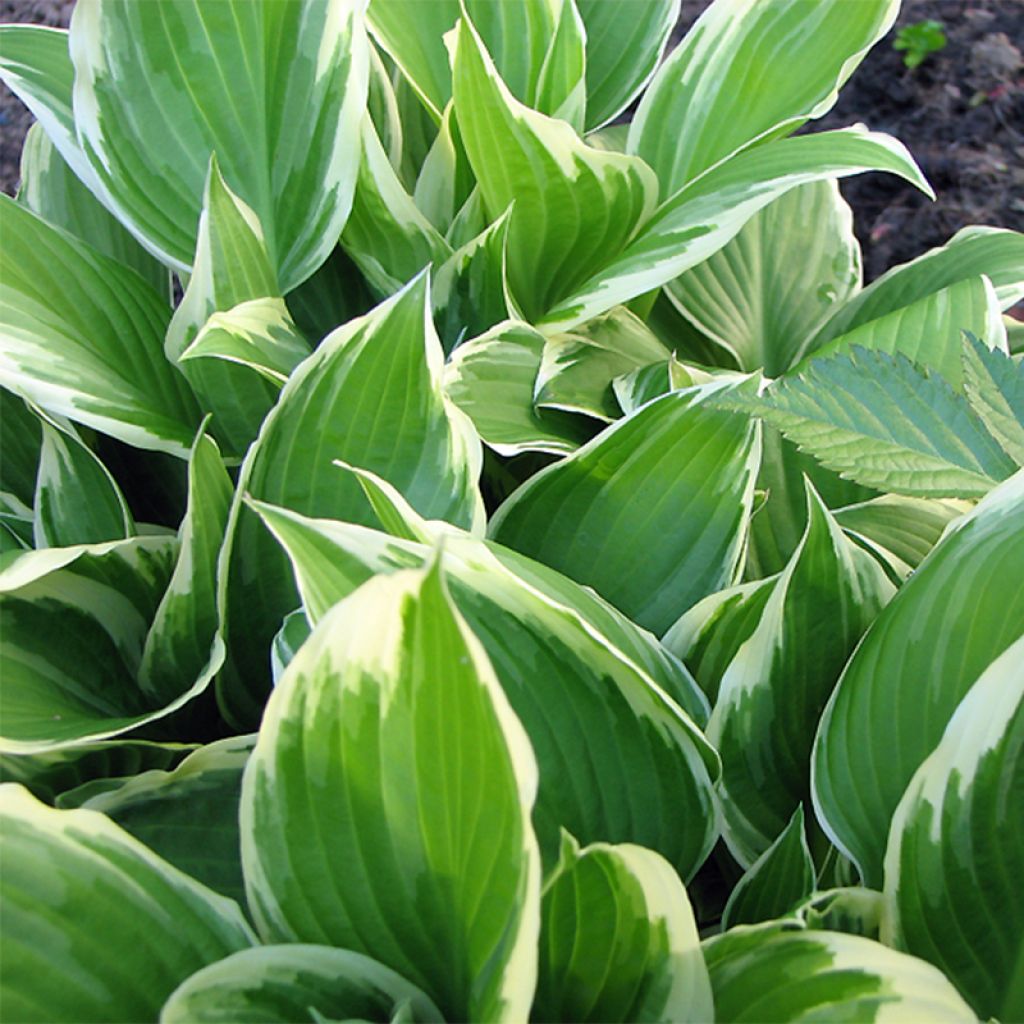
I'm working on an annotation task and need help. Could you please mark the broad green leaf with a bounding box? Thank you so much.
[813,470,1024,886]
[342,117,452,298]
[578,0,678,130]
[962,329,1024,464]
[70,0,370,288]
[666,181,860,375]
[18,123,167,295]
[219,273,483,725]
[703,924,974,1022]
[721,807,815,930]
[250,502,719,875]
[0,536,180,752]
[882,637,1024,1021]
[708,486,893,863]
[794,888,883,941]
[453,13,658,322]
[137,432,233,708]
[165,158,303,456]
[161,946,443,1024]
[794,274,1006,387]
[0,197,200,455]
[413,103,475,235]
[535,832,713,1023]
[32,409,134,548]
[629,0,900,197]
[490,382,761,635]
[242,561,541,1022]
[731,347,1016,498]
[0,784,254,1023]
[536,306,671,422]
[81,735,252,905]
[612,358,704,416]
[809,226,1024,350]
[545,127,931,331]
[443,321,590,456]
[0,389,42,507]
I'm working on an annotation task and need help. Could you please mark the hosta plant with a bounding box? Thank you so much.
[1,0,1022,1021]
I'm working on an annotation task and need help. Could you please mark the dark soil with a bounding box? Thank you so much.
[2,0,1021,293]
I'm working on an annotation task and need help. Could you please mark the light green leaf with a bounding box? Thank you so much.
[708,485,894,863]
[161,946,443,1024]
[809,226,1024,351]
[249,502,719,875]
[731,347,1016,498]
[882,636,1024,1021]
[18,123,167,295]
[533,0,587,131]
[794,888,884,941]
[962,329,1024,464]
[703,923,975,1022]
[0,783,254,1023]
[578,0,678,130]
[270,608,311,686]
[367,41,405,172]
[453,12,659,322]
[219,273,483,726]
[629,0,900,196]
[137,431,233,708]
[490,381,761,635]
[721,807,816,930]
[0,196,200,455]
[546,127,931,331]
[242,561,542,1022]
[32,409,134,548]
[535,832,713,1023]
[413,102,475,234]
[813,470,1024,886]
[443,321,590,456]
[70,0,369,288]
[665,181,861,375]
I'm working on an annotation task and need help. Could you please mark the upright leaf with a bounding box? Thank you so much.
[962,330,1024,464]
[242,562,541,1023]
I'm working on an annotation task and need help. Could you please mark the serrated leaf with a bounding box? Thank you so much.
[242,561,541,1022]
[882,635,1024,1021]
[732,347,1016,498]
[535,832,713,1023]
[490,382,761,635]
[962,329,1024,464]
[70,0,369,288]
[813,470,1024,886]
[721,807,816,929]
[0,784,254,1023]
[161,945,443,1024]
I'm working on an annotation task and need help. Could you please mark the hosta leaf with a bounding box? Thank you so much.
[81,735,252,905]
[578,0,678,130]
[721,807,816,930]
[0,390,41,507]
[0,536,178,752]
[795,888,884,941]
[219,272,483,725]
[70,0,369,288]
[284,245,374,343]
[452,13,658,322]
[443,321,590,456]
[270,608,311,686]
[0,197,200,455]
[413,103,475,235]
[629,0,899,196]
[882,637,1024,1021]
[242,561,541,1023]
[535,832,713,1023]
[32,409,134,548]
[666,181,861,375]
[18,124,167,295]
[250,502,718,876]
[161,946,443,1024]
[813,470,1024,886]
[731,347,1016,498]
[703,924,974,1022]
[536,307,671,422]
[137,432,233,708]
[0,784,254,1023]
[490,381,761,635]
[962,330,1024,464]
[708,485,893,863]
[546,127,931,331]
[809,226,1024,350]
